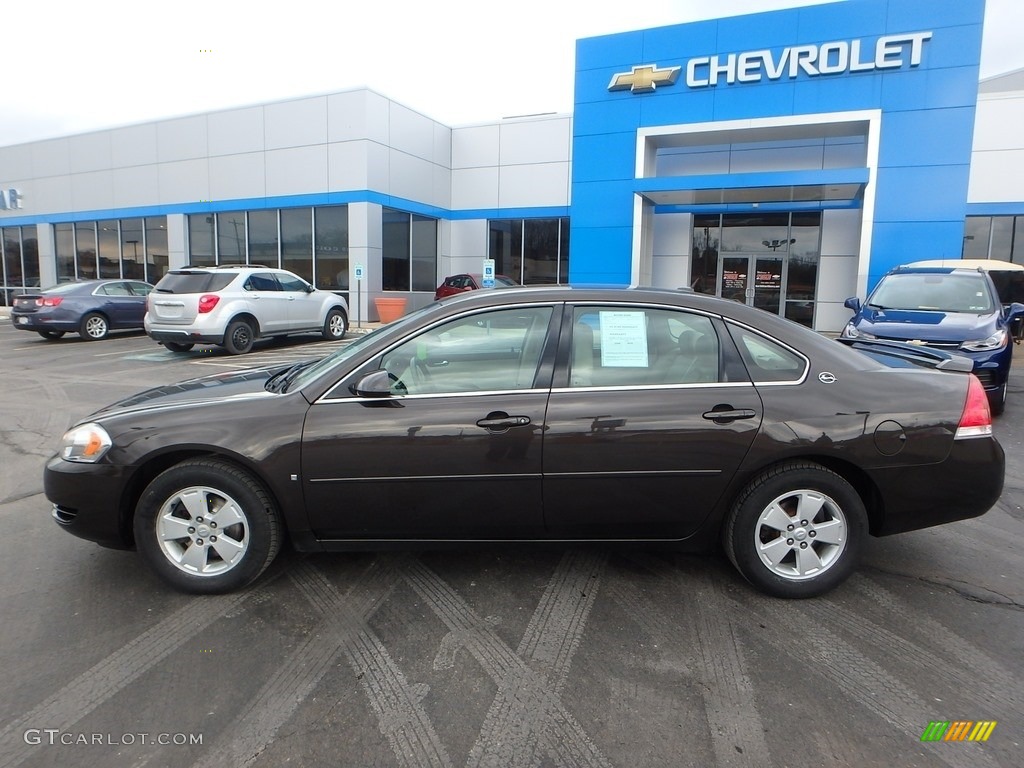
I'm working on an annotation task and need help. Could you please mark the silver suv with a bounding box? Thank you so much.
[145,266,348,354]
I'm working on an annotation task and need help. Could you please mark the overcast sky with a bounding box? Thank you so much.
[2,0,1021,148]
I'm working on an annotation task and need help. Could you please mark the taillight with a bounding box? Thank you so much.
[955,374,993,439]
[36,297,63,307]
[197,295,220,313]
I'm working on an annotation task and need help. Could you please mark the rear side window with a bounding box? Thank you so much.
[154,272,235,294]
[728,325,807,383]
[569,306,721,387]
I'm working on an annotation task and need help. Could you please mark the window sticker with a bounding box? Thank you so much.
[599,311,648,367]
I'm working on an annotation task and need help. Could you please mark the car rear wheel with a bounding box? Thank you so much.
[37,330,65,340]
[134,458,282,593]
[322,308,347,340]
[79,313,109,341]
[723,462,866,598]
[163,341,195,353]
[223,320,255,355]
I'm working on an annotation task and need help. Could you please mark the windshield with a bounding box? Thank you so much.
[868,273,994,314]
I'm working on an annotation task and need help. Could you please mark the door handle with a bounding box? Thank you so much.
[476,414,531,432]
[702,406,757,424]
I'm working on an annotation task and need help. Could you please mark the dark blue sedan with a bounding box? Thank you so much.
[842,266,1024,414]
[10,279,154,341]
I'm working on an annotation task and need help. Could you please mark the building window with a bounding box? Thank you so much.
[0,226,39,305]
[217,211,247,264]
[76,222,97,279]
[964,215,1024,263]
[281,207,313,283]
[315,206,348,290]
[691,212,821,327]
[145,218,169,282]
[248,210,279,266]
[183,206,348,292]
[488,218,570,285]
[97,220,121,279]
[49,216,168,284]
[55,223,75,281]
[188,214,215,266]
[382,208,437,292]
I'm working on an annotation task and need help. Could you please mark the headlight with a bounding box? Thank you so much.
[60,423,112,463]
[840,322,875,340]
[961,329,1007,352]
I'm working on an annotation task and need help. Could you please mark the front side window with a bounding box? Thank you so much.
[380,306,553,395]
[569,306,720,387]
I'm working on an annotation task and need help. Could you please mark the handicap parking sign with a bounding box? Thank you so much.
[482,259,495,289]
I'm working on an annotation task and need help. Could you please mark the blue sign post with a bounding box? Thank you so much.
[482,259,496,289]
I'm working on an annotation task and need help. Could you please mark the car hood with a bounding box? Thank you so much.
[854,308,997,341]
[88,367,278,422]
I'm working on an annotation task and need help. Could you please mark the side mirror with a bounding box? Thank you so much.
[350,370,400,398]
[1007,302,1024,342]
[843,297,862,313]
[305,283,315,294]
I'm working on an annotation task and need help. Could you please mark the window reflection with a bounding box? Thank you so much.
[97,220,120,279]
[488,218,569,285]
[315,206,348,290]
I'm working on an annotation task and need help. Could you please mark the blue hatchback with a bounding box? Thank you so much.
[842,267,1024,414]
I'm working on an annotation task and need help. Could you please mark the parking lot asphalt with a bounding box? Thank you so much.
[0,320,1022,768]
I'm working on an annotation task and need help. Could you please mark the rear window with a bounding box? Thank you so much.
[154,271,235,294]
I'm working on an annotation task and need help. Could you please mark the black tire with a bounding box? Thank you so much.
[37,330,65,340]
[163,341,195,353]
[79,312,109,341]
[723,462,867,598]
[133,458,282,594]
[223,319,255,355]
[322,307,348,340]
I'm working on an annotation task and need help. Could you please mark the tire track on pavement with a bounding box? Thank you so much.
[725,587,1003,768]
[404,554,612,768]
[848,575,1024,715]
[614,557,771,768]
[467,550,607,768]
[191,556,452,768]
[0,577,280,768]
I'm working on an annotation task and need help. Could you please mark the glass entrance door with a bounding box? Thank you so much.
[719,255,784,314]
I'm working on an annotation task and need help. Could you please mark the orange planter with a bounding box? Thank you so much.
[374,296,407,323]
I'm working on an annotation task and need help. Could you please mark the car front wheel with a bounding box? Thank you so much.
[134,458,282,593]
[80,313,109,341]
[322,308,347,340]
[223,320,255,354]
[723,462,866,598]
[163,341,195,353]
[38,330,65,340]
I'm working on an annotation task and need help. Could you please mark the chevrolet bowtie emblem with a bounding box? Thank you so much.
[608,64,681,93]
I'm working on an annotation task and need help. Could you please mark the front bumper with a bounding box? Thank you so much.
[44,455,136,549]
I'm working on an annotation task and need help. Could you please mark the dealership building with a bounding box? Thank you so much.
[1,0,1022,330]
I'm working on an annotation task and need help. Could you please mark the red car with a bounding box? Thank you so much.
[434,273,518,300]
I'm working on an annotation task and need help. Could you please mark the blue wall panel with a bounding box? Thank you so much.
[570,0,985,287]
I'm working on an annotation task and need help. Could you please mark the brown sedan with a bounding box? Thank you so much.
[44,287,1003,597]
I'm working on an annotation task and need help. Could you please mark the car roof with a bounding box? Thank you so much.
[905,258,1024,272]
[886,266,988,276]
